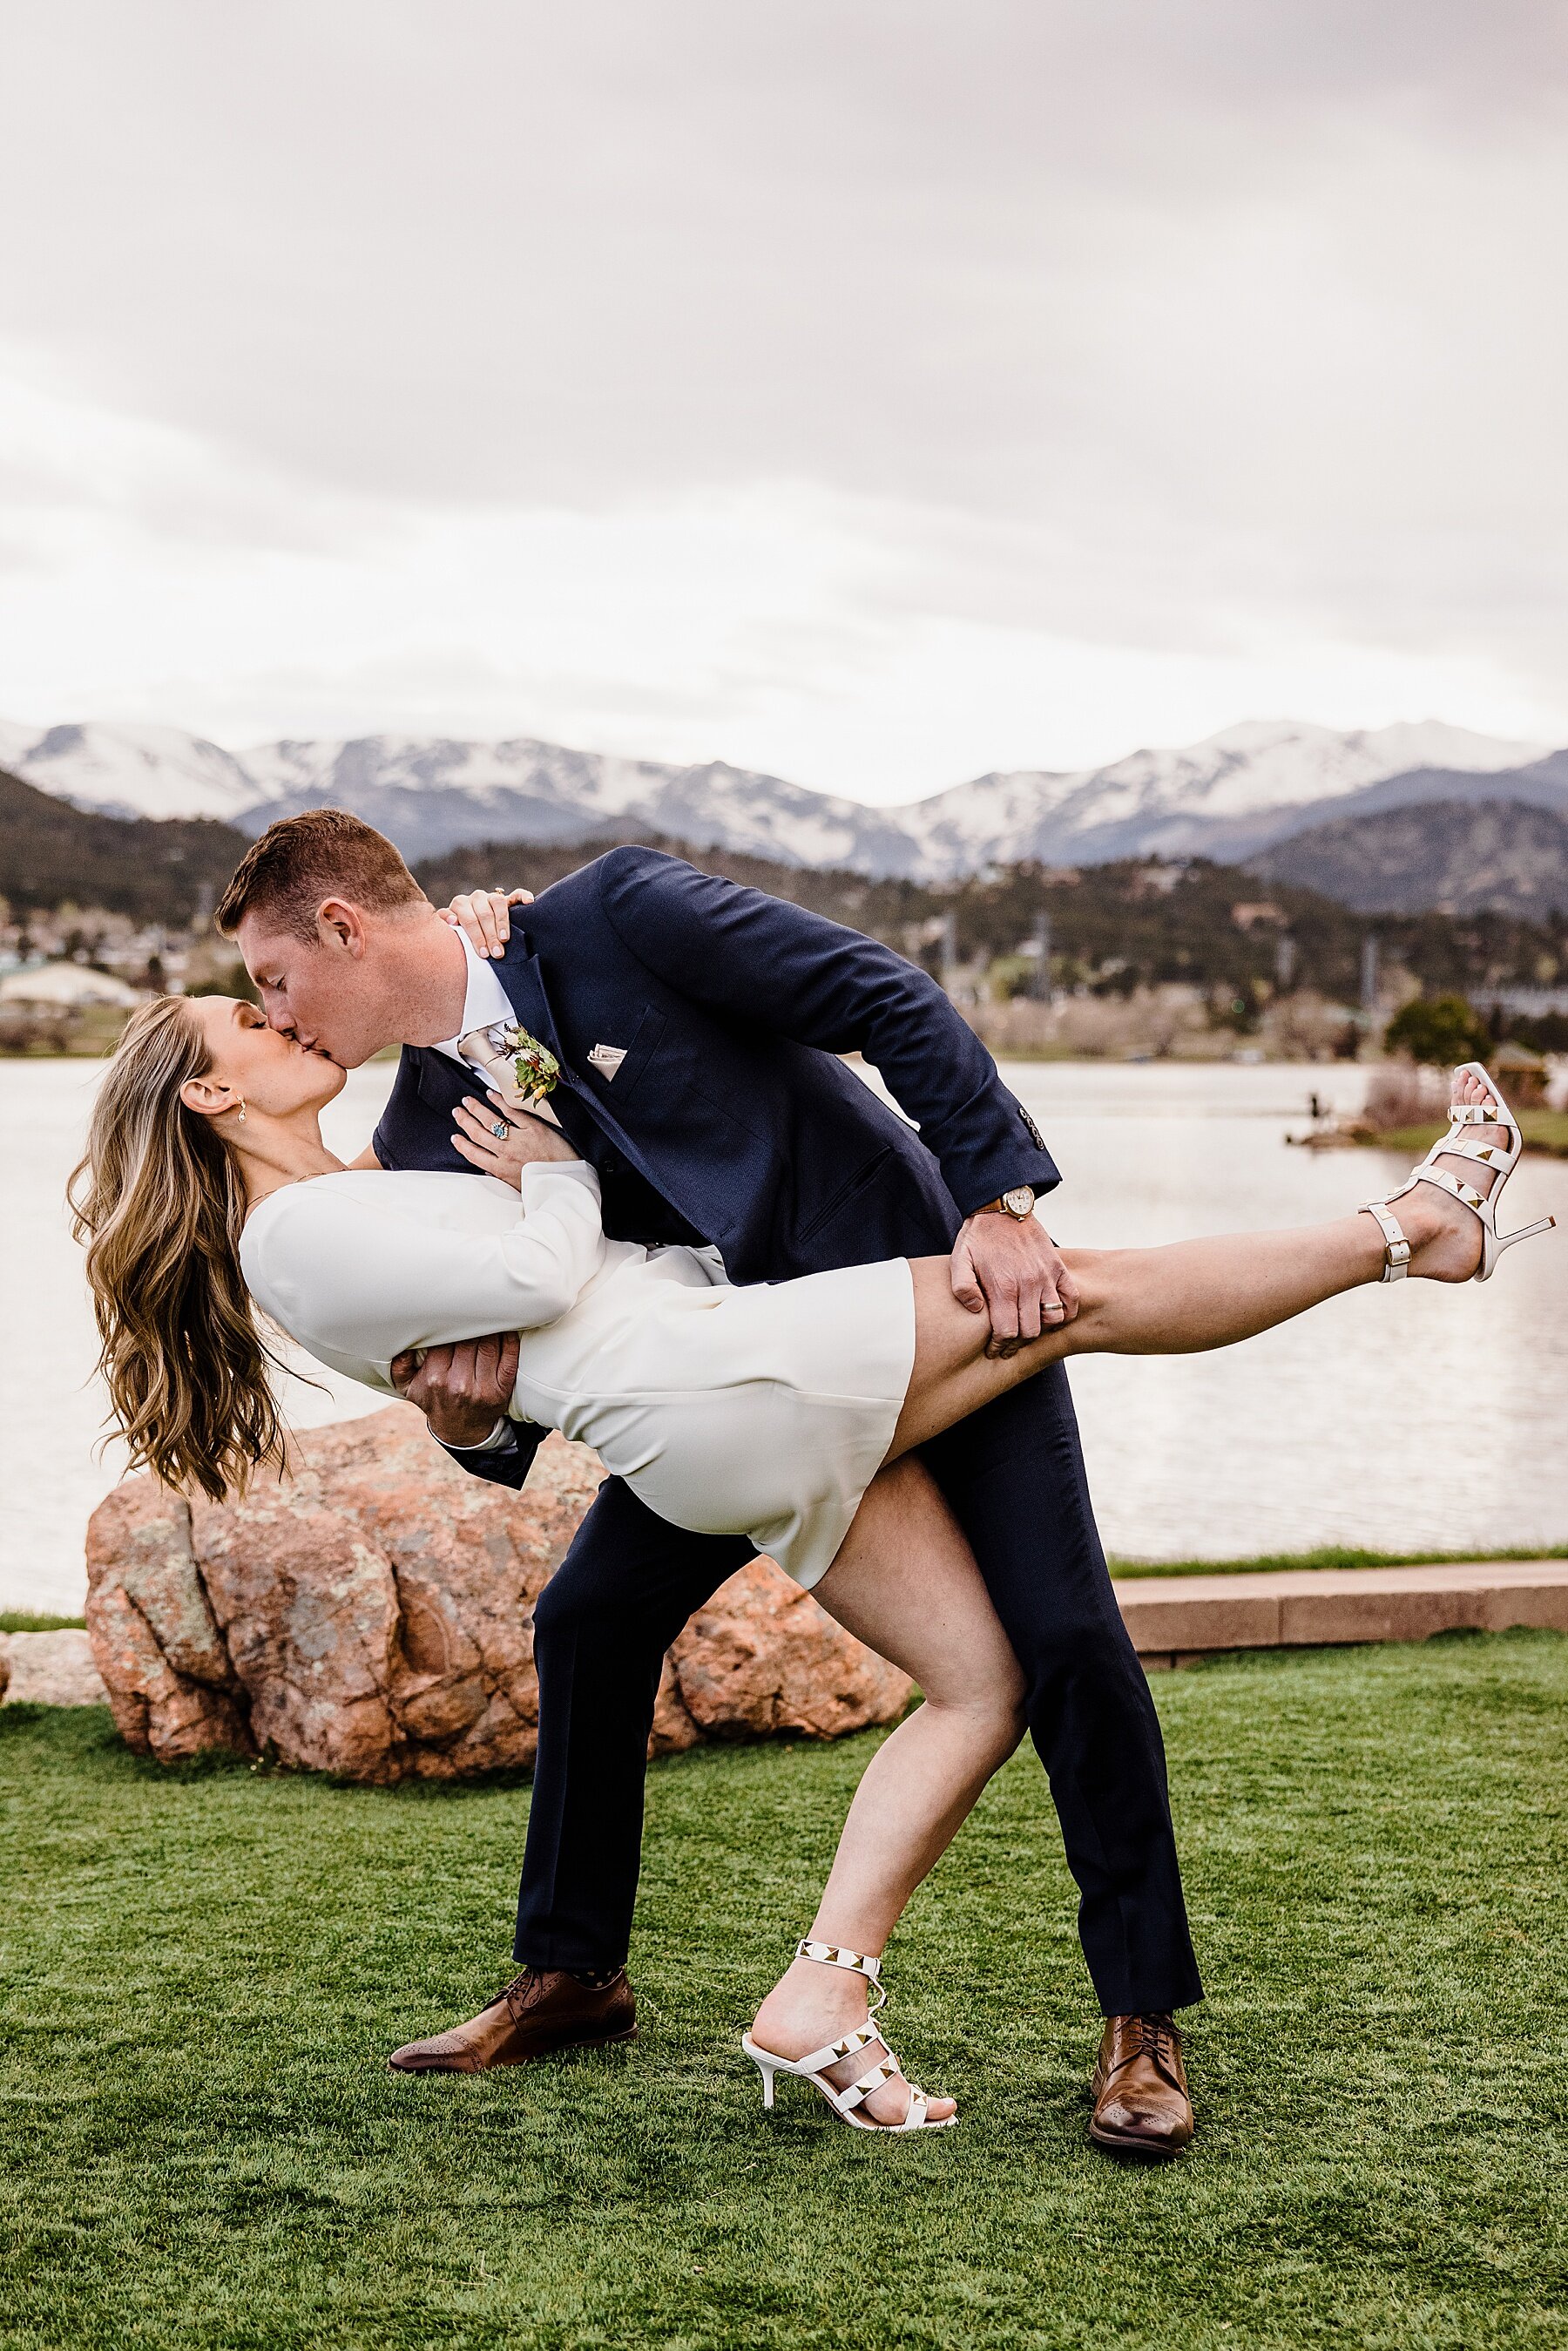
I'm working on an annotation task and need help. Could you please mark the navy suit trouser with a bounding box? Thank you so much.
[514,1359,1204,2017]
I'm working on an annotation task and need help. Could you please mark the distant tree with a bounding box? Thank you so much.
[1505,1009,1568,1054]
[186,959,259,1004]
[1212,979,1265,1035]
[1382,993,1491,1067]
[986,953,1037,1001]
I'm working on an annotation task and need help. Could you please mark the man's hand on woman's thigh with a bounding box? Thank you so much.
[950,1214,1079,1358]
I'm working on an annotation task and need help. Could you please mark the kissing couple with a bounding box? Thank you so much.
[73,810,1551,2153]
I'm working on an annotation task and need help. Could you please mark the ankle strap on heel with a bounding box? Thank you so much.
[1361,1199,1411,1282]
[794,1938,887,2013]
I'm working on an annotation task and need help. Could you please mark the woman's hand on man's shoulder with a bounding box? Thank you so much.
[439,887,532,959]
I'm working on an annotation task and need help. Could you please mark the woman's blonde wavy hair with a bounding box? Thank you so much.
[68,996,287,1502]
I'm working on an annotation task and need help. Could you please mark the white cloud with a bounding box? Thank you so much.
[2,0,1565,797]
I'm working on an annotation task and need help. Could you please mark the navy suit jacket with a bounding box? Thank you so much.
[374,847,1059,1487]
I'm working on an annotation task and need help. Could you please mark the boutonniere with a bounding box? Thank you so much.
[504,1023,561,1106]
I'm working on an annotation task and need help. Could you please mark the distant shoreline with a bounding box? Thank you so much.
[3,1042,1369,1067]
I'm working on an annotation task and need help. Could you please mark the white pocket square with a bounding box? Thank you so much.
[587,1042,627,1079]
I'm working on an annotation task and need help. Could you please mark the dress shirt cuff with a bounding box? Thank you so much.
[443,1419,516,1454]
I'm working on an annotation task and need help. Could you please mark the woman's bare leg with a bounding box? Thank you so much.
[747,1075,1516,2126]
[744,1192,1396,2124]
[748,1455,1025,2126]
[890,1072,1508,1460]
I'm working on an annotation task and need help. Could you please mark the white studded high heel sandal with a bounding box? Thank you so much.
[740,1941,957,2135]
[1362,1059,1555,1283]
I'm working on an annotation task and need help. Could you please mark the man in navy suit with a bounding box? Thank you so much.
[219,808,1201,2159]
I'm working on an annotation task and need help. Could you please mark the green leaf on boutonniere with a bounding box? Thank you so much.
[504,1025,561,1103]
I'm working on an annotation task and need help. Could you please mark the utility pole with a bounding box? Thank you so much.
[1030,910,1052,1000]
[1360,933,1380,1013]
[940,910,959,996]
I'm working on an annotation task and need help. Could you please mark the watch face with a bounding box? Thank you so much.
[1003,1185,1035,1217]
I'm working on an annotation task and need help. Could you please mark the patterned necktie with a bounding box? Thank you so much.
[457,1026,564,1128]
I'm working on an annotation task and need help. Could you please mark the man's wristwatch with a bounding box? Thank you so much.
[975,1185,1037,1221]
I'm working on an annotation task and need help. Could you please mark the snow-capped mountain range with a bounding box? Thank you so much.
[2,715,1564,879]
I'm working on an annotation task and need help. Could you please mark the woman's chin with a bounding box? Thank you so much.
[308,1058,348,1108]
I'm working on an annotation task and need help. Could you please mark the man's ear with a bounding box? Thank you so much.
[316,898,370,959]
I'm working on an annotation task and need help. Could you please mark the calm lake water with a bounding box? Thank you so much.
[5,1057,1565,1613]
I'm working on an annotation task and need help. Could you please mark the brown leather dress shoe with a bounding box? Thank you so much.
[1089,2012,1193,2160]
[388,1968,637,2073]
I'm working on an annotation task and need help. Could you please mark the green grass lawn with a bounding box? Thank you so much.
[4,1635,1567,2351]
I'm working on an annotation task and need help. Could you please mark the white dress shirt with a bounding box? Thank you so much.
[429,927,560,1450]
[434,928,518,1067]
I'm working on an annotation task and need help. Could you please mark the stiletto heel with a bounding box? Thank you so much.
[1492,1214,1557,1262]
[741,1940,956,2135]
[1362,1060,1556,1283]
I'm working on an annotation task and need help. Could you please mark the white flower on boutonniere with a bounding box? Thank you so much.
[504,1023,562,1107]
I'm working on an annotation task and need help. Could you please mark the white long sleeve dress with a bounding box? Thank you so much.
[239,1161,917,1590]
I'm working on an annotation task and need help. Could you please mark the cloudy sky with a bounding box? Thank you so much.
[2,0,1565,800]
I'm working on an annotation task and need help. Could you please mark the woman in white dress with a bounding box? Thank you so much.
[72,992,1549,2134]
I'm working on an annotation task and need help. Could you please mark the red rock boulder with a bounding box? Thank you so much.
[84,1404,910,1783]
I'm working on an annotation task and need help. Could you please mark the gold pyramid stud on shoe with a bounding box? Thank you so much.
[1366,1060,1555,1284]
[741,1940,956,2135]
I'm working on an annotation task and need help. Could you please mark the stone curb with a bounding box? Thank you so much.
[1120,1561,1568,1670]
[0,1629,109,1707]
[5,1565,1566,1708]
